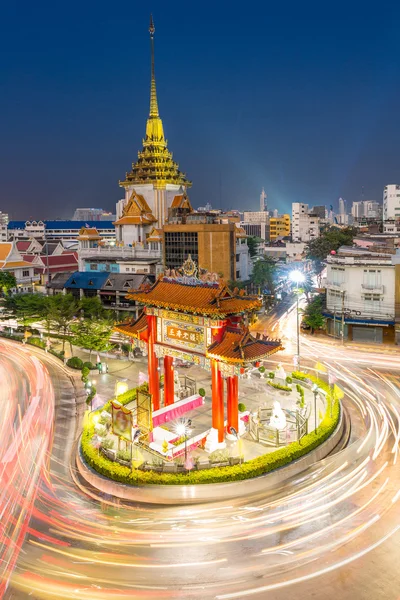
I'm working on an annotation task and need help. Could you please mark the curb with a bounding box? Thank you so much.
[75,409,345,505]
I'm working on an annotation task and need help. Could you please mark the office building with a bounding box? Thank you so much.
[241,211,270,240]
[260,188,267,212]
[73,208,116,221]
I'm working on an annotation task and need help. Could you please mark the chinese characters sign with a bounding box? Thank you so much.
[162,319,205,353]
[167,325,201,345]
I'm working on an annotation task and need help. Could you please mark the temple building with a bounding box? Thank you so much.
[115,16,191,246]
[115,258,282,451]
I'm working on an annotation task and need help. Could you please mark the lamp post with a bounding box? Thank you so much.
[289,270,305,369]
[176,418,192,463]
[312,383,319,432]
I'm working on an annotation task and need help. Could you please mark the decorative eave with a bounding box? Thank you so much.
[114,312,148,340]
[207,328,283,366]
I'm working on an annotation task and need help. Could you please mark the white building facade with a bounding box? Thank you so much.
[383,184,400,220]
[325,250,395,343]
[291,203,320,242]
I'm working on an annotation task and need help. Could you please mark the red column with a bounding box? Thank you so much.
[211,360,224,442]
[146,314,160,411]
[163,355,174,407]
[227,374,239,433]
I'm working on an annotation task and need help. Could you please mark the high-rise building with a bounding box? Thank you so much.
[337,197,349,224]
[383,185,400,220]
[291,203,320,242]
[310,205,326,219]
[115,16,191,246]
[260,188,267,212]
[351,201,381,220]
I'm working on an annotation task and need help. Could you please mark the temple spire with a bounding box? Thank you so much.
[149,14,159,118]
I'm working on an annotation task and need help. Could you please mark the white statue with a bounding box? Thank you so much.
[174,369,181,398]
[269,401,287,430]
[275,363,287,381]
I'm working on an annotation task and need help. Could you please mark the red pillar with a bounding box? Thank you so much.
[227,375,239,434]
[211,360,224,442]
[163,355,174,406]
[146,314,160,411]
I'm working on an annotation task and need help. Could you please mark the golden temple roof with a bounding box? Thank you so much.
[126,279,262,317]
[114,191,157,226]
[120,17,191,189]
[114,312,148,340]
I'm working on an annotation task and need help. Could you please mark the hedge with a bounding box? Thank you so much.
[67,357,84,369]
[81,373,341,486]
[267,381,291,392]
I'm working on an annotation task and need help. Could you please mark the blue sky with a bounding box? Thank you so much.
[1,0,400,218]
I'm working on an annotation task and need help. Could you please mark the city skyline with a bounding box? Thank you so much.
[1,0,400,218]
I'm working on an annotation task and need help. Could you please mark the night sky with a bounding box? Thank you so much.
[1,0,400,219]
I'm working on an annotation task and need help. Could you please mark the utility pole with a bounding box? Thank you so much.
[341,290,345,345]
[333,308,336,339]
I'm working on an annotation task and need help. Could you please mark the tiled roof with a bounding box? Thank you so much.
[8,220,115,230]
[207,328,282,365]
[16,241,32,251]
[4,260,33,268]
[77,227,101,240]
[64,271,109,290]
[100,273,151,292]
[114,312,148,339]
[127,279,261,316]
[0,243,12,261]
[114,215,156,225]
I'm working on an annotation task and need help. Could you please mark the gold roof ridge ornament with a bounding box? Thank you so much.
[119,16,191,189]
[182,254,197,277]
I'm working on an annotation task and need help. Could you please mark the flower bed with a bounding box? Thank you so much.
[81,372,341,486]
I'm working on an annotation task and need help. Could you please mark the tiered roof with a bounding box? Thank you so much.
[114,192,157,226]
[207,328,282,365]
[126,279,262,317]
[119,17,191,190]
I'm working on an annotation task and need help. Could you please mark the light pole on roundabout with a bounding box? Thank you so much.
[289,270,305,370]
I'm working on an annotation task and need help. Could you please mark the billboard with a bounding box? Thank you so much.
[111,401,132,442]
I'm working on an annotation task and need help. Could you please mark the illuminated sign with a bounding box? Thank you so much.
[167,325,201,345]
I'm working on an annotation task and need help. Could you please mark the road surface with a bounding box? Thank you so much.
[1,328,400,600]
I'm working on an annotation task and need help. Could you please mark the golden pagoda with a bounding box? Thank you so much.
[120,16,191,195]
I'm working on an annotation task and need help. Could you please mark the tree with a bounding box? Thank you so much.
[0,272,16,295]
[47,294,78,352]
[302,295,325,333]
[79,296,112,320]
[247,236,263,258]
[306,227,356,287]
[3,293,48,328]
[251,257,276,296]
[301,272,314,303]
[70,318,113,360]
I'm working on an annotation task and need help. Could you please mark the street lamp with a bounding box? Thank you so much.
[176,418,192,462]
[289,270,305,369]
[312,383,319,432]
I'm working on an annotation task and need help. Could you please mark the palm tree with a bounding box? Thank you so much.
[251,258,276,297]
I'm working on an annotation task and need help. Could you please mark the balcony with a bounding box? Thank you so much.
[361,283,384,294]
[325,280,345,291]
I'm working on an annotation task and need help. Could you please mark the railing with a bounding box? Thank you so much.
[361,283,384,293]
[250,407,307,447]
[325,280,345,290]
[79,246,161,260]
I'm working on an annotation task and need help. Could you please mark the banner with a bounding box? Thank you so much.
[111,401,132,442]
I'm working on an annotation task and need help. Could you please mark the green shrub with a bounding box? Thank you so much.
[267,381,291,392]
[101,438,114,451]
[27,336,46,349]
[117,449,131,462]
[268,372,275,379]
[81,377,340,486]
[292,371,308,381]
[99,413,111,426]
[198,388,206,397]
[83,361,96,370]
[258,366,266,373]
[238,403,246,412]
[67,356,84,369]
[49,348,65,360]
[81,366,90,381]
[286,376,293,384]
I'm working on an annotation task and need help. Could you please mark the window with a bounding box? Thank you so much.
[364,294,381,314]
[126,267,130,272]
[164,231,199,270]
[236,270,240,279]
[363,269,381,289]
[236,254,240,262]
[90,263,98,271]
[22,270,29,277]
[331,267,345,284]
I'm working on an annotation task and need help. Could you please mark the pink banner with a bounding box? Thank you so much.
[152,394,204,428]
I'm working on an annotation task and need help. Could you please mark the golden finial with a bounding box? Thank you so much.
[149,14,159,117]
